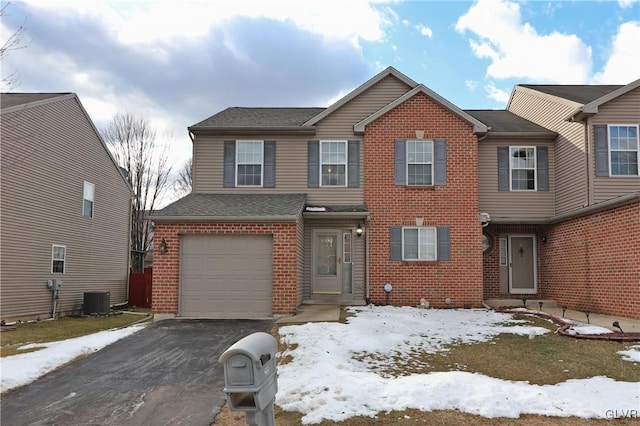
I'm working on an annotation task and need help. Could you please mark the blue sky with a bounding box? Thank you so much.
[2,0,639,173]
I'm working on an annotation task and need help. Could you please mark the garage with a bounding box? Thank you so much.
[179,234,273,318]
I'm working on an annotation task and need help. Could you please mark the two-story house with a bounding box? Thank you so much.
[150,67,639,321]
[1,93,132,321]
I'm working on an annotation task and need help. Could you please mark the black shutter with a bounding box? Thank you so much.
[348,140,360,188]
[390,226,402,260]
[394,139,406,185]
[536,146,548,191]
[307,141,319,187]
[223,141,236,188]
[434,138,447,185]
[594,125,609,177]
[263,141,276,187]
[436,226,450,261]
[497,146,510,191]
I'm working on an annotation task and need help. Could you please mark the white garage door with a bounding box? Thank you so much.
[179,234,273,318]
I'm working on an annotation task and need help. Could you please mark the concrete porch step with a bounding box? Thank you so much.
[484,299,557,309]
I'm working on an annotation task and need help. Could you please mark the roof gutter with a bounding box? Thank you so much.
[188,126,316,136]
[149,214,299,223]
[483,131,557,139]
[303,211,371,219]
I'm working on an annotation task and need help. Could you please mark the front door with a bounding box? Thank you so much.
[312,230,342,294]
[509,235,537,294]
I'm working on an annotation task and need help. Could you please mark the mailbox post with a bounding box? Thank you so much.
[219,332,278,426]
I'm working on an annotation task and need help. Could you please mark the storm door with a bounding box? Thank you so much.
[312,230,342,294]
[508,235,537,294]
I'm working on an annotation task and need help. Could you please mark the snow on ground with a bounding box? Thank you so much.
[618,345,640,362]
[564,325,613,335]
[0,324,145,393]
[276,306,640,424]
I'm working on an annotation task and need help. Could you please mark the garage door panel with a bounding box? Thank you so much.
[179,235,273,318]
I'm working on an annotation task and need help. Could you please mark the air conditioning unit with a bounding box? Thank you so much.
[84,291,110,315]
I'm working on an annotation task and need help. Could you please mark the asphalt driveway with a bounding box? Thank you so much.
[1,319,273,426]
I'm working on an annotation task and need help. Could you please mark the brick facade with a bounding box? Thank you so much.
[152,222,299,316]
[364,93,484,308]
[539,203,640,320]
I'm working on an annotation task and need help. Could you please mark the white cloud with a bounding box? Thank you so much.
[485,82,511,104]
[465,80,478,90]
[592,21,640,84]
[455,0,592,83]
[416,24,433,38]
[618,0,639,8]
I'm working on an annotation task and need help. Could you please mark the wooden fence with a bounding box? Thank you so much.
[129,267,152,308]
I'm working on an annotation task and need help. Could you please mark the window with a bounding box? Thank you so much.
[609,125,639,176]
[52,245,66,273]
[402,227,436,261]
[510,147,536,190]
[407,140,433,185]
[343,232,352,263]
[236,141,263,186]
[320,141,347,186]
[83,181,94,218]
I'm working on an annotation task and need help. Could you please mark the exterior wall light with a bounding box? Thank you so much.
[159,238,168,253]
[356,224,363,237]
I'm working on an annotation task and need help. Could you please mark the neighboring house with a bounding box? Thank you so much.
[151,67,639,321]
[1,93,132,321]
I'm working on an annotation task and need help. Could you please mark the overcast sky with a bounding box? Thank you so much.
[2,0,639,203]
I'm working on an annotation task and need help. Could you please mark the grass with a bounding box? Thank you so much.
[0,309,151,357]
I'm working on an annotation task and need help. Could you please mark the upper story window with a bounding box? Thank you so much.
[402,227,437,261]
[236,141,263,186]
[52,245,66,273]
[407,140,433,185]
[609,125,639,176]
[320,141,347,186]
[510,147,537,190]
[83,181,95,218]
[498,146,548,192]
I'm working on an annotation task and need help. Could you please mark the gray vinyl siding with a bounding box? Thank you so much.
[302,219,365,302]
[587,89,640,203]
[478,138,555,219]
[314,74,412,138]
[1,96,131,319]
[508,87,586,214]
[193,134,364,204]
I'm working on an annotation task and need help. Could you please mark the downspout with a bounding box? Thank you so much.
[365,216,370,301]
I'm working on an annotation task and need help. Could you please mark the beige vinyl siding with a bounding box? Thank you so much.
[303,220,365,302]
[478,138,556,219]
[508,87,586,214]
[587,88,640,203]
[193,134,365,204]
[315,74,412,138]
[1,97,130,319]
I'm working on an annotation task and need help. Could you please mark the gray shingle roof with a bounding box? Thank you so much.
[0,93,72,110]
[464,110,555,135]
[190,107,325,129]
[152,193,307,220]
[519,85,623,104]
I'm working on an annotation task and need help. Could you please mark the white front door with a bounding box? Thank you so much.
[509,235,537,294]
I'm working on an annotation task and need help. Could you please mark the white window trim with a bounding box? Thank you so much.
[236,140,264,187]
[319,140,348,187]
[406,139,434,186]
[83,181,95,218]
[401,226,437,261]
[607,124,640,177]
[509,146,537,191]
[52,244,66,274]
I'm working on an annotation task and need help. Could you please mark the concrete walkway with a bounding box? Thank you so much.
[277,302,639,334]
[484,299,640,333]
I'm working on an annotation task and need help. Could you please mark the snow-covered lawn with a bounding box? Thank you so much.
[276,306,640,424]
[0,324,145,393]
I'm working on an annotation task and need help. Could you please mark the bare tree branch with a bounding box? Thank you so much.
[173,157,192,197]
[1,1,30,89]
[101,113,173,272]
